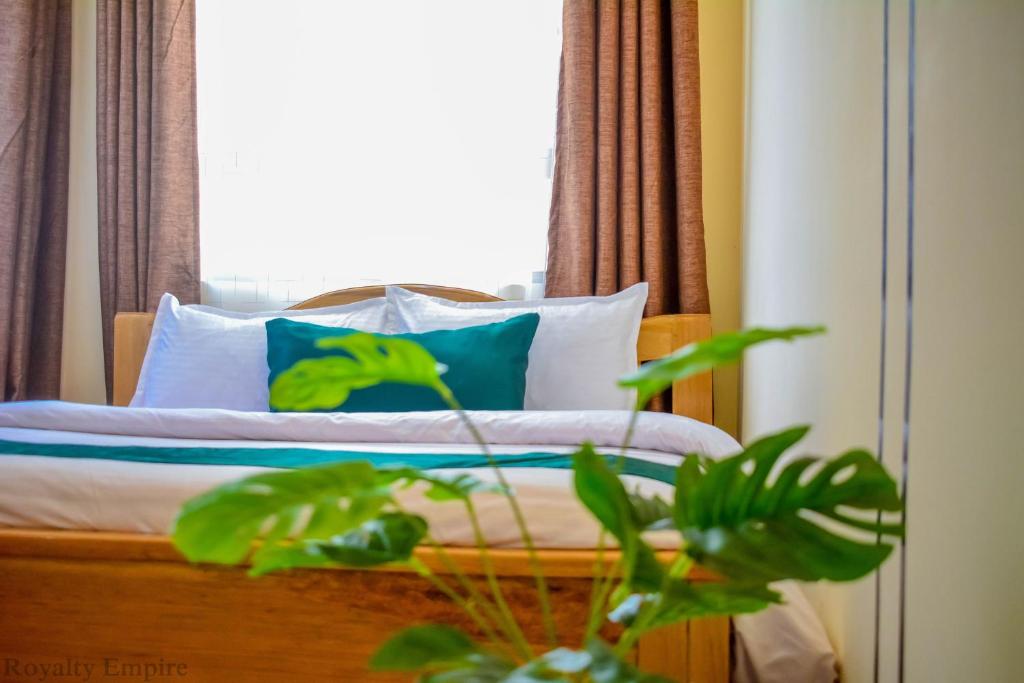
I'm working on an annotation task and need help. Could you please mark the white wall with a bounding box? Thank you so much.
[743,0,1023,681]
[743,2,884,675]
[61,0,105,404]
[905,2,1024,680]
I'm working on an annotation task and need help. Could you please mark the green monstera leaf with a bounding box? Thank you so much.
[676,426,904,583]
[173,461,388,567]
[619,326,825,409]
[251,512,428,575]
[608,581,782,628]
[627,491,674,531]
[172,461,494,576]
[371,625,515,681]
[572,444,664,592]
[383,468,509,502]
[371,624,482,670]
[581,639,673,683]
[269,332,449,411]
[502,640,672,683]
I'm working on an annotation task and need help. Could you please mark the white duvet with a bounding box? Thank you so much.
[0,401,837,682]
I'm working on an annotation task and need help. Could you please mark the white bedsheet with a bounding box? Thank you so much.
[0,401,837,682]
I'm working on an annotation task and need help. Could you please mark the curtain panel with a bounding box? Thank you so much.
[0,0,72,401]
[96,0,201,400]
[547,0,709,316]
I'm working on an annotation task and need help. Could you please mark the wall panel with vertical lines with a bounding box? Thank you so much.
[743,1,1024,681]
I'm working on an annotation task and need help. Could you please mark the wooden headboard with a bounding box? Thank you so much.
[112,284,713,422]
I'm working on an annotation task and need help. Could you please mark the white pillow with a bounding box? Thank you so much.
[387,284,649,410]
[130,293,390,411]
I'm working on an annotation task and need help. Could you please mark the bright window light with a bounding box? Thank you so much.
[196,0,562,311]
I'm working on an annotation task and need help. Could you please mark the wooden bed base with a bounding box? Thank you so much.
[0,285,726,682]
[0,530,728,682]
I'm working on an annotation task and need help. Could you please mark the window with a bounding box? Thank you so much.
[196,0,562,311]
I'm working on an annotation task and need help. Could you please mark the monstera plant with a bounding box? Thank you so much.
[172,326,903,682]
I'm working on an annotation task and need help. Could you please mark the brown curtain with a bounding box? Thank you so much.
[546,0,709,316]
[96,0,200,400]
[0,1,72,401]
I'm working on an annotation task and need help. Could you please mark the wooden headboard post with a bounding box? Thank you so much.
[112,285,713,423]
[636,314,713,423]
[112,313,157,407]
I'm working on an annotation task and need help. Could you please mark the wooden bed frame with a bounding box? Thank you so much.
[0,285,725,682]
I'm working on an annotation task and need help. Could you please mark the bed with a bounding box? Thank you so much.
[0,285,833,682]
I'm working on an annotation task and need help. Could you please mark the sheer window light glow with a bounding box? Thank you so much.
[196,0,562,310]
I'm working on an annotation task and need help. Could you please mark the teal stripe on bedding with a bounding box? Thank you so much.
[0,438,677,485]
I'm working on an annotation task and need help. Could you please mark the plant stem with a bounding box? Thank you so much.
[462,502,534,658]
[666,552,693,579]
[614,599,660,657]
[616,408,641,471]
[585,558,622,640]
[390,498,510,654]
[424,534,531,660]
[408,556,505,650]
[614,553,694,657]
[586,531,609,637]
[587,409,642,640]
[436,383,559,647]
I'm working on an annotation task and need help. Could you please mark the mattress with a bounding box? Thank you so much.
[0,402,735,544]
